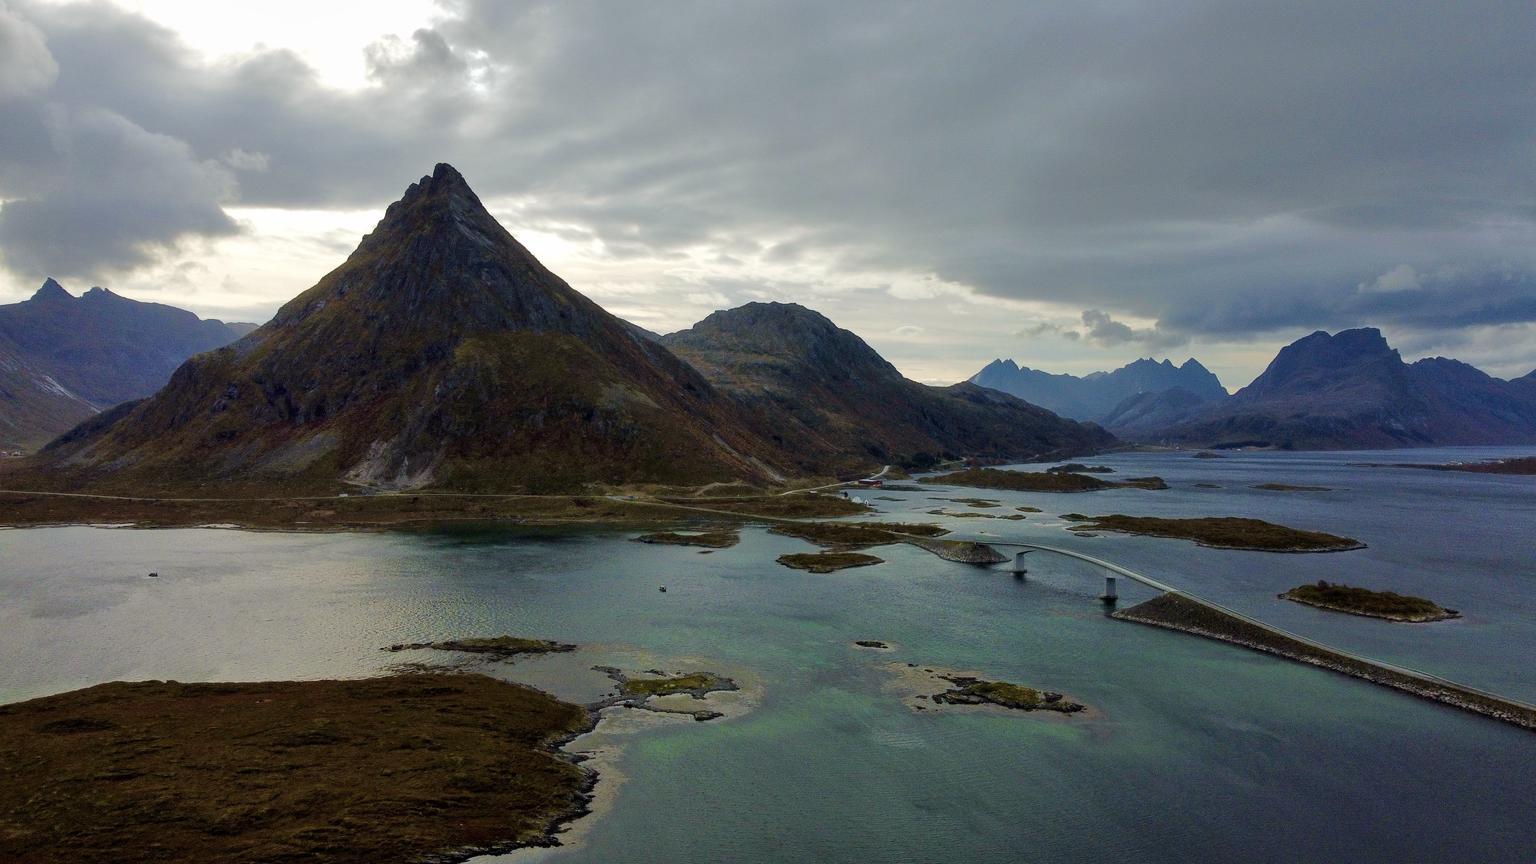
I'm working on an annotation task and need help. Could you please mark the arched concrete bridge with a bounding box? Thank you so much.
[955,538,1536,723]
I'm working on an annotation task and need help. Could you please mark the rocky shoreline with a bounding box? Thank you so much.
[900,536,1007,564]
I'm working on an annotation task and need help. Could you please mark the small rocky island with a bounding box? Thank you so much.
[924,467,1168,492]
[933,676,1086,713]
[888,664,1087,716]
[589,666,740,721]
[384,635,577,657]
[633,529,741,548]
[1253,483,1332,492]
[1063,514,1365,552]
[777,551,884,572]
[1281,580,1460,622]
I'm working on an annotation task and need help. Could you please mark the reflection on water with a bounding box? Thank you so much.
[2,446,1533,862]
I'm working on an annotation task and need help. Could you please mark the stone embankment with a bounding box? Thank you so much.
[1114,593,1536,731]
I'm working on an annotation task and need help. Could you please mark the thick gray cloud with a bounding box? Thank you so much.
[1,0,1534,362]
[0,2,56,98]
[0,104,237,279]
[1080,310,1188,351]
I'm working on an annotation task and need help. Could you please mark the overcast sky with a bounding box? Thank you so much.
[2,0,1534,388]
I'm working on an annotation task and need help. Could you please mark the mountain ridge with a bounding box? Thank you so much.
[661,301,1114,472]
[29,165,1111,492]
[1157,328,1536,448]
[0,279,249,450]
[970,354,1228,425]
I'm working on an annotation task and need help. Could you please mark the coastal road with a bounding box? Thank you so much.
[775,465,894,497]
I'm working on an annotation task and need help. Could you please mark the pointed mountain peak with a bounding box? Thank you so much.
[367,162,501,250]
[33,278,70,301]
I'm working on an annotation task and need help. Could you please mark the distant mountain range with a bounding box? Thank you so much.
[30,164,1108,492]
[1153,328,1536,449]
[973,328,1536,449]
[970,356,1228,425]
[0,280,252,451]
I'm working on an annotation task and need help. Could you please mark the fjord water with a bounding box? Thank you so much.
[2,448,1533,862]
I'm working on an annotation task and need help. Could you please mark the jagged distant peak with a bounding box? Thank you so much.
[33,278,70,301]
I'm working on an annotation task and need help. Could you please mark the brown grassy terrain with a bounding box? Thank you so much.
[0,487,872,531]
[1282,581,1458,622]
[1074,515,1364,552]
[0,489,696,530]
[0,674,590,864]
[658,493,870,519]
[776,552,884,572]
[923,468,1167,493]
[933,677,1085,713]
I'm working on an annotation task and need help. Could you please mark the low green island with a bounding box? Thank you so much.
[777,551,884,572]
[0,674,592,864]
[924,467,1167,493]
[1281,581,1460,622]
[1066,515,1365,552]
[1047,463,1114,473]
[633,529,741,548]
[385,635,577,657]
[1253,483,1332,492]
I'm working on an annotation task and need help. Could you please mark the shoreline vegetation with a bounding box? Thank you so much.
[0,674,594,864]
[1064,514,1365,552]
[1281,581,1460,622]
[922,467,1169,492]
[1359,456,1536,475]
[1112,593,1536,731]
[0,487,869,531]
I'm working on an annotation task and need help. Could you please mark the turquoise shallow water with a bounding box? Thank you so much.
[1,446,1533,862]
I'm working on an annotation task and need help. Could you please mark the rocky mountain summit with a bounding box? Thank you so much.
[661,302,1113,473]
[0,280,249,450]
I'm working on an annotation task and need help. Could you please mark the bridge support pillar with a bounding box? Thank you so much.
[1100,576,1118,604]
[1010,552,1028,580]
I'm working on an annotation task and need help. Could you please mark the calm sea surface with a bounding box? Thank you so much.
[2,446,1533,862]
